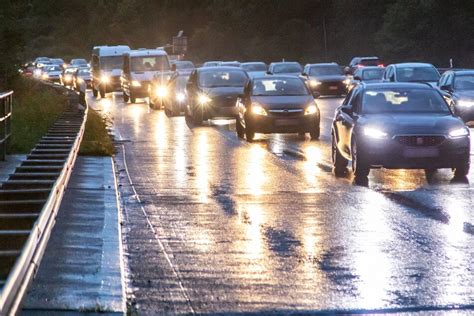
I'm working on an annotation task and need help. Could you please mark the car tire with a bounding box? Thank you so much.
[332,133,348,176]
[236,118,245,139]
[165,106,172,117]
[130,94,136,103]
[99,88,106,98]
[148,96,155,109]
[123,91,129,102]
[310,124,320,140]
[454,163,470,177]
[92,88,98,98]
[192,108,203,126]
[351,139,369,178]
[245,123,255,142]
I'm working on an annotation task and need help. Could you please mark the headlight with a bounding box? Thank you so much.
[343,78,351,85]
[176,92,185,102]
[364,127,388,139]
[198,94,211,105]
[251,103,267,116]
[156,86,167,98]
[34,69,42,76]
[449,127,469,138]
[131,80,142,87]
[100,75,110,83]
[64,75,72,82]
[309,80,321,87]
[304,104,318,115]
[457,100,474,107]
[42,73,49,79]
[77,78,84,84]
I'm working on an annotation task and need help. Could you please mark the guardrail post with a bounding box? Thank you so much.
[0,91,13,161]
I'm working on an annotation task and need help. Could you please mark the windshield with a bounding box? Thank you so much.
[362,68,384,80]
[454,75,474,90]
[252,78,308,96]
[175,61,194,69]
[45,65,61,71]
[221,62,240,67]
[362,89,450,114]
[203,62,221,67]
[273,63,302,74]
[309,65,343,76]
[100,56,123,70]
[78,69,90,75]
[71,59,87,65]
[199,70,248,88]
[396,66,439,82]
[131,55,170,71]
[241,63,266,72]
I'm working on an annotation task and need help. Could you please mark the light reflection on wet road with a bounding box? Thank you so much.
[89,93,474,314]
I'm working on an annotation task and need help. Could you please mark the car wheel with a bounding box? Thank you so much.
[236,118,245,139]
[92,88,98,98]
[165,106,172,117]
[332,133,348,176]
[99,88,106,98]
[351,139,369,178]
[123,91,129,102]
[245,123,255,142]
[130,94,136,103]
[454,163,470,177]
[192,107,203,125]
[148,96,155,109]
[310,124,320,140]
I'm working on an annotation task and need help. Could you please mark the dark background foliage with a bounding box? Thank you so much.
[2,0,474,86]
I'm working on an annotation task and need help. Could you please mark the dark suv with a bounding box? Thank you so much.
[331,82,470,181]
[439,70,474,123]
[347,56,383,75]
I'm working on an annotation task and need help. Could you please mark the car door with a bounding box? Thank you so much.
[335,88,357,156]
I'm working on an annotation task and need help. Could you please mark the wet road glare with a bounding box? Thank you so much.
[89,93,474,314]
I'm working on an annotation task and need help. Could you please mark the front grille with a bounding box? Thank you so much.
[394,135,446,146]
[268,109,303,118]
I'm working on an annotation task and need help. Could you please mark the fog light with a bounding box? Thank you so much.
[251,104,267,116]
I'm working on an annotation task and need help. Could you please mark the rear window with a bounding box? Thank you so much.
[362,68,384,80]
[273,63,302,74]
[309,65,343,76]
[360,59,380,66]
[362,89,450,114]
[241,63,266,72]
[396,66,440,82]
[454,75,474,90]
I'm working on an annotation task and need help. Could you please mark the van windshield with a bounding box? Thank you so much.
[100,56,123,70]
[131,56,170,72]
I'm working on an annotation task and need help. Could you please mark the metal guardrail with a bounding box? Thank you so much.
[0,91,13,161]
[0,88,87,315]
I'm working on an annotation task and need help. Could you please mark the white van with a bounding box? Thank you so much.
[121,49,175,103]
[91,45,130,98]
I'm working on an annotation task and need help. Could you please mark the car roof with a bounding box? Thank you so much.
[306,63,339,67]
[125,49,168,57]
[198,66,247,72]
[241,62,266,65]
[93,45,131,56]
[360,82,435,89]
[358,66,385,71]
[391,62,436,68]
[252,75,303,80]
[449,70,474,75]
[271,61,300,65]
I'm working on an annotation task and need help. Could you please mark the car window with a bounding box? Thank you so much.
[396,66,440,82]
[198,70,248,88]
[361,88,450,114]
[362,68,384,80]
[251,78,308,96]
[131,55,170,71]
[454,75,474,90]
[351,91,361,113]
[309,65,343,76]
[273,63,302,74]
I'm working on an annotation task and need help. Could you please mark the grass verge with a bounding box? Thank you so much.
[8,77,67,153]
[79,108,114,156]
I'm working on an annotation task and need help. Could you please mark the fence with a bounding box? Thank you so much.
[0,91,13,161]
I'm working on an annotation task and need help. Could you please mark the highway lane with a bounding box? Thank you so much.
[88,92,474,314]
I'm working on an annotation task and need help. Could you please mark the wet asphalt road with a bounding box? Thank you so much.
[88,93,474,315]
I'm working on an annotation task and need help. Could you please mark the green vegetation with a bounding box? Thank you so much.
[79,108,114,156]
[8,77,66,153]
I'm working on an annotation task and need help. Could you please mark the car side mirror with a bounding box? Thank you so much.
[353,76,361,81]
[312,91,321,98]
[440,84,452,92]
[171,64,177,72]
[344,66,351,75]
[341,104,352,115]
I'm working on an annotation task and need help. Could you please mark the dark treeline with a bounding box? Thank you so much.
[2,0,474,85]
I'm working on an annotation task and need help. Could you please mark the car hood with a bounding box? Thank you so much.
[251,95,314,110]
[202,86,245,97]
[359,113,464,135]
[453,90,474,101]
[310,75,345,82]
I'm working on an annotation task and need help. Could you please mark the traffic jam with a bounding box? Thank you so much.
[19,45,474,313]
[22,48,472,185]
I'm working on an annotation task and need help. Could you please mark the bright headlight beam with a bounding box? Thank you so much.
[131,80,141,87]
[176,92,185,102]
[449,127,469,138]
[251,104,267,116]
[364,127,388,139]
[309,80,321,87]
[198,94,211,105]
[100,75,110,83]
[457,100,474,107]
[304,104,318,115]
[156,86,167,98]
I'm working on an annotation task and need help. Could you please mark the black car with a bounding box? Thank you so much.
[185,66,249,125]
[163,73,190,116]
[383,63,440,87]
[236,76,320,141]
[347,66,385,91]
[331,82,470,180]
[267,62,303,76]
[302,63,349,96]
[347,56,383,74]
[439,70,474,123]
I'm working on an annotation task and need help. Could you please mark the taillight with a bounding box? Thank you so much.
[357,64,365,68]
[378,64,384,67]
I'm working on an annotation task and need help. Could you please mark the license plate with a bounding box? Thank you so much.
[403,147,439,158]
[275,119,297,126]
[329,86,338,90]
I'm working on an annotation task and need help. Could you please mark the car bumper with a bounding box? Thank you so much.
[311,82,346,95]
[247,113,319,133]
[359,136,470,169]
